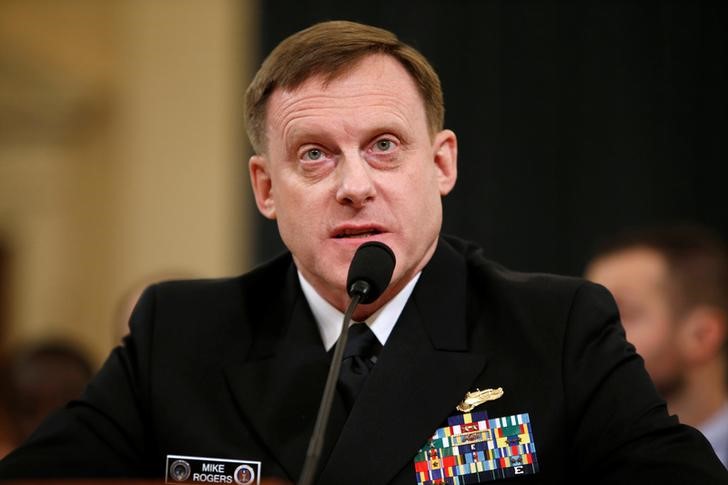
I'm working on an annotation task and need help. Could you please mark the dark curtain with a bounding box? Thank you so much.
[250,1,727,275]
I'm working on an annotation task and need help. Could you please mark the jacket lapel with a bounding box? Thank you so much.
[318,239,489,485]
[224,264,347,481]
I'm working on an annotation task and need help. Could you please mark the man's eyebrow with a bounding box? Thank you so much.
[284,126,411,155]
[283,122,335,148]
[285,114,411,139]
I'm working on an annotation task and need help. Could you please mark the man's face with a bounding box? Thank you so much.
[249,54,457,312]
[586,248,683,394]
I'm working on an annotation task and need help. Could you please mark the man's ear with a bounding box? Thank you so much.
[679,306,727,365]
[433,129,458,196]
[249,154,276,219]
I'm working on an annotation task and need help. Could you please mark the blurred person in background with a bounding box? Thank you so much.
[0,358,15,458]
[0,341,93,454]
[586,224,728,467]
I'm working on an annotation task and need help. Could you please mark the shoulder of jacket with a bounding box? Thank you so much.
[442,234,590,309]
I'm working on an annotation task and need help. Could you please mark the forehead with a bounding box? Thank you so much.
[265,54,427,139]
[590,247,669,289]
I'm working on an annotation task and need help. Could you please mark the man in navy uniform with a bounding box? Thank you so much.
[1,20,726,484]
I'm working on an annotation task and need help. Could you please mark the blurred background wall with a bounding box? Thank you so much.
[0,0,255,366]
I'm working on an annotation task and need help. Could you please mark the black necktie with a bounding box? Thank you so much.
[337,323,382,412]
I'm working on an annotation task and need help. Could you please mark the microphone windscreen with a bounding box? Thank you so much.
[346,242,396,304]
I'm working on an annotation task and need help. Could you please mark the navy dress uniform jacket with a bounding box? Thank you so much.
[1,236,726,484]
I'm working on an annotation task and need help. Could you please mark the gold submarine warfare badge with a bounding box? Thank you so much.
[456,387,505,412]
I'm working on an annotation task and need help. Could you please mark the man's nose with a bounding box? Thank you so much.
[335,152,376,207]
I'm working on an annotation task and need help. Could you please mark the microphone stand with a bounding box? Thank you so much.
[297,282,369,485]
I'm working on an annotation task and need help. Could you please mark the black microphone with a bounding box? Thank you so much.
[298,242,396,485]
[346,241,397,304]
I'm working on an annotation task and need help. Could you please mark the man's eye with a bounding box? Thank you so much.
[374,139,394,151]
[303,148,323,161]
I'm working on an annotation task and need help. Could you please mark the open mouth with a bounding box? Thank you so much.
[333,228,382,239]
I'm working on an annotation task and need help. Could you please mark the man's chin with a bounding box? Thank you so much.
[655,376,685,399]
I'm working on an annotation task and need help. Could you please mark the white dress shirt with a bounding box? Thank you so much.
[297,271,421,351]
[698,401,728,468]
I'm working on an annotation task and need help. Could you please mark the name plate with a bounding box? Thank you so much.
[165,454,261,485]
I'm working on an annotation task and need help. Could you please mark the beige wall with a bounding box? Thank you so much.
[0,0,256,366]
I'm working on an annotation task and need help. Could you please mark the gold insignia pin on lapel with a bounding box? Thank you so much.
[456,387,504,412]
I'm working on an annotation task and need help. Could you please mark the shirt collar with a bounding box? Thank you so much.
[297,270,421,351]
[696,400,728,467]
